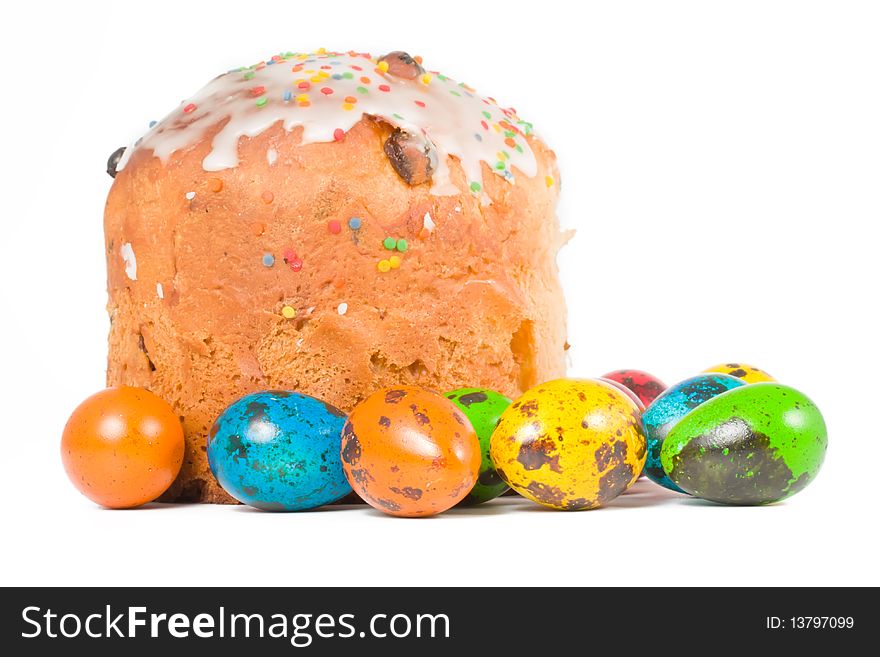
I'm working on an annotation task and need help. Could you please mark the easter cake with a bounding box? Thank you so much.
[104,50,568,503]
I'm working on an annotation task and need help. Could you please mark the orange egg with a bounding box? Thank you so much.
[61,387,184,508]
[340,386,480,517]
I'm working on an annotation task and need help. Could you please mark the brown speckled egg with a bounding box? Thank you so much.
[340,386,480,517]
[490,379,646,510]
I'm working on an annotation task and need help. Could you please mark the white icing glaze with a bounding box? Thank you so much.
[266,146,278,166]
[117,51,537,197]
[120,243,137,281]
[423,211,436,234]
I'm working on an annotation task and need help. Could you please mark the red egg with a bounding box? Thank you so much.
[597,377,646,412]
[601,370,667,407]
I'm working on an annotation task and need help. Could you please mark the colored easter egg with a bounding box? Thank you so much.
[602,369,667,406]
[660,383,827,505]
[703,363,775,383]
[207,391,351,511]
[597,377,646,411]
[490,379,645,510]
[445,387,512,504]
[61,387,184,508]
[340,386,481,517]
[642,374,746,492]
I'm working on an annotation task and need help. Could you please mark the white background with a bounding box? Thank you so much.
[1,0,878,587]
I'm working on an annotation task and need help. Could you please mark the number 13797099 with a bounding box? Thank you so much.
[766,617,854,629]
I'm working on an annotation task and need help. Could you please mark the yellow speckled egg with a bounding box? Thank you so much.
[702,363,775,383]
[489,379,646,510]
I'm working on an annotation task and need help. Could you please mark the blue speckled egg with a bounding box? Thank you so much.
[207,391,352,511]
[642,374,746,492]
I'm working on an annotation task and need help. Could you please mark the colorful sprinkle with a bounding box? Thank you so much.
[414,100,426,108]
[321,87,334,95]
[283,90,292,102]
[333,128,345,141]
[262,253,275,267]
[183,103,196,114]
[420,73,432,85]
[281,305,296,319]
[328,220,342,234]
[545,176,555,188]
[185,191,196,200]
[348,217,362,230]
[337,302,348,315]
[261,190,274,204]
[378,84,391,92]
[383,237,397,250]
[208,178,223,193]
[396,239,408,253]
[470,181,482,193]
[377,259,391,273]
[389,255,401,269]
[377,61,389,73]
[256,96,268,107]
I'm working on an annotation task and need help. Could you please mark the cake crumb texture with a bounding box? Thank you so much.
[105,118,567,503]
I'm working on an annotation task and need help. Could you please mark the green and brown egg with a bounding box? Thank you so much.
[660,383,827,505]
[445,388,512,504]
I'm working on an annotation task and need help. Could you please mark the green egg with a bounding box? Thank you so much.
[445,388,512,504]
[660,383,827,505]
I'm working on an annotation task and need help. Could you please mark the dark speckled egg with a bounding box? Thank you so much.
[660,383,827,505]
[703,363,775,384]
[602,369,667,407]
[445,388,512,504]
[490,379,645,510]
[341,386,481,517]
[642,374,746,492]
[207,391,351,511]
